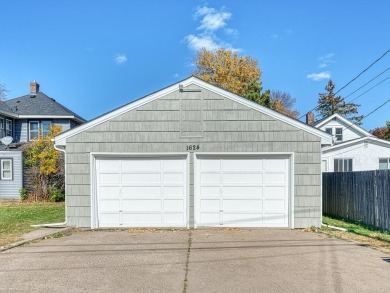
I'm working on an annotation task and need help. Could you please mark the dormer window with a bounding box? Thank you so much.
[335,128,343,141]
[325,128,332,135]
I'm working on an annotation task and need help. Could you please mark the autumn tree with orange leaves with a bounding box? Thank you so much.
[193,48,271,106]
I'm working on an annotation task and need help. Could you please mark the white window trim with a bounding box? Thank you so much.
[41,121,52,137]
[1,158,13,180]
[5,119,12,137]
[29,121,40,141]
[334,158,353,172]
[335,127,343,141]
[379,158,390,170]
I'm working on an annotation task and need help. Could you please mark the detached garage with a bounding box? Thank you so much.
[55,77,332,229]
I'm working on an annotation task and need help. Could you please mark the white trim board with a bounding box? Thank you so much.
[322,136,390,153]
[55,77,332,146]
[314,113,374,138]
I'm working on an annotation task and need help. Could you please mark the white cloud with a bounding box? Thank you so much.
[197,9,231,31]
[318,53,335,68]
[114,53,127,64]
[185,5,238,52]
[307,71,331,81]
[185,34,220,51]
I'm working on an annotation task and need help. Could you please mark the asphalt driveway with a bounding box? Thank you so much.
[0,229,389,293]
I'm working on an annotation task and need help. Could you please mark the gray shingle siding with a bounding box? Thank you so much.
[65,84,322,228]
[0,151,22,199]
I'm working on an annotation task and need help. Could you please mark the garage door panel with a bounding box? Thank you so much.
[223,173,262,184]
[163,159,185,171]
[196,156,289,228]
[200,186,220,196]
[96,156,187,228]
[122,213,162,224]
[264,199,286,210]
[99,173,120,184]
[200,199,220,210]
[99,199,120,211]
[199,159,221,170]
[122,173,161,184]
[223,186,262,196]
[264,186,286,196]
[200,213,219,225]
[164,213,185,224]
[223,199,262,211]
[164,173,184,183]
[99,160,120,171]
[122,159,161,171]
[164,186,184,196]
[264,158,287,170]
[122,186,161,197]
[99,186,120,197]
[263,213,286,224]
[264,172,287,184]
[122,199,162,211]
[164,199,185,210]
[200,173,220,184]
[222,158,262,170]
[223,213,261,225]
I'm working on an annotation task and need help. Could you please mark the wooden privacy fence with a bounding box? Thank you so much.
[322,170,390,232]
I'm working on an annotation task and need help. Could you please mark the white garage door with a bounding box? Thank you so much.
[96,156,187,228]
[195,156,289,227]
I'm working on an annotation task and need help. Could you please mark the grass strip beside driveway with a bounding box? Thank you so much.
[0,202,65,246]
[321,215,390,253]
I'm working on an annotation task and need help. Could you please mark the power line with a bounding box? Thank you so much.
[299,48,390,120]
[344,67,390,99]
[348,75,390,103]
[334,48,390,95]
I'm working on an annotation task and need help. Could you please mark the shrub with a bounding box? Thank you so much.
[19,188,28,201]
[49,188,65,202]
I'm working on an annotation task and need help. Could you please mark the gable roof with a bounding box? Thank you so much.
[312,113,373,138]
[322,136,390,152]
[3,92,85,123]
[55,76,333,146]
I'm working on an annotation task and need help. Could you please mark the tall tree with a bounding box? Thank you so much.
[270,90,300,118]
[193,48,270,106]
[385,121,390,141]
[317,79,363,124]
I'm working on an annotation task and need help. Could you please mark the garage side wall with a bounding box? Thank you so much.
[65,84,322,228]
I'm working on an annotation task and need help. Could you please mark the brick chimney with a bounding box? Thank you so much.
[30,81,40,94]
[306,111,315,124]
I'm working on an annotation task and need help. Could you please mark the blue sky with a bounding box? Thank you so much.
[0,0,389,130]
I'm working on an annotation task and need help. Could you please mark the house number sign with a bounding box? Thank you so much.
[186,145,200,151]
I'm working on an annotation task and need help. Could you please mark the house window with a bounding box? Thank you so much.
[29,121,39,140]
[1,159,12,180]
[379,158,390,170]
[41,121,51,137]
[325,128,332,135]
[0,118,4,137]
[335,128,343,141]
[334,158,353,172]
[5,119,12,137]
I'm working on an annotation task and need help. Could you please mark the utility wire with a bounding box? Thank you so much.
[334,48,390,95]
[299,48,390,120]
[348,75,390,103]
[344,67,390,99]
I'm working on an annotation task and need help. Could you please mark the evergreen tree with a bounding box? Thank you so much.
[317,79,363,124]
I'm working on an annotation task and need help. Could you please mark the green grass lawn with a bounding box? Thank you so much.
[322,215,390,243]
[0,202,65,246]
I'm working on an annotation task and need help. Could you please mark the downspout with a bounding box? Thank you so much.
[321,223,348,232]
[30,144,67,228]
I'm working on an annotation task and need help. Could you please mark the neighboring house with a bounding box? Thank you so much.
[310,113,390,172]
[0,81,85,199]
[55,76,332,229]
